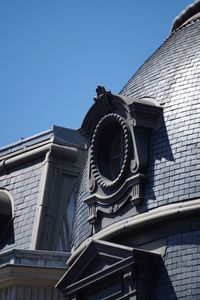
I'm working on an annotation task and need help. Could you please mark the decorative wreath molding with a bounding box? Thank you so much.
[90,113,130,189]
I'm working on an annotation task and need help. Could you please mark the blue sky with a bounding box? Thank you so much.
[0,0,193,147]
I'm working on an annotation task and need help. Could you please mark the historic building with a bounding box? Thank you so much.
[1,1,200,299]
[0,127,86,299]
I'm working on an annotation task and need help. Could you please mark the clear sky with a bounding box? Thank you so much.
[0,0,193,147]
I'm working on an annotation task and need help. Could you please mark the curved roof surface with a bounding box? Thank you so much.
[121,14,200,206]
[71,5,200,250]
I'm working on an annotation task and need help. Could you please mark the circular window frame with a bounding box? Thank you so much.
[90,113,130,189]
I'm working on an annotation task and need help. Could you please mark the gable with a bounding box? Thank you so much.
[57,240,161,300]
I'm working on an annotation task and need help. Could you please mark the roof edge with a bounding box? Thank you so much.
[171,1,200,33]
[0,125,86,159]
[0,142,79,174]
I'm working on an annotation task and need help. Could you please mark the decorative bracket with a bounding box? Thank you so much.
[85,174,147,224]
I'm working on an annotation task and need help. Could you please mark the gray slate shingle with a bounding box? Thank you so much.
[72,18,200,249]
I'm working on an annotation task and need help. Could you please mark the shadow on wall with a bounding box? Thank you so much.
[0,218,15,250]
[152,230,200,299]
[151,258,177,300]
[139,114,175,212]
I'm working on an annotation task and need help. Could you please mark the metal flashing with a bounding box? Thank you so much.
[0,128,54,157]
[0,125,86,160]
[68,198,200,266]
[171,0,200,32]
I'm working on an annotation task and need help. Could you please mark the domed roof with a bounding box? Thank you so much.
[71,3,200,250]
[121,4,200,207]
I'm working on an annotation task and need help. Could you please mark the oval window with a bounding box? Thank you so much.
[96,120,124,181]
[90,114,130,189]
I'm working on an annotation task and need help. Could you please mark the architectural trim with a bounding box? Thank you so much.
[0,265,64,288]
[0,143,78,173]
[85,174,147,224]
[31,142,86,251]
[31,150,51,250]
[0,189,15,218]
[68,198,200,265]
[0,249,68,288]
[90,113,130,189]
[84,87,163,224]
[57,240,160,299]
[171,1,200,32]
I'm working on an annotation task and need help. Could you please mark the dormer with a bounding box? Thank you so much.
[81,86,163,224]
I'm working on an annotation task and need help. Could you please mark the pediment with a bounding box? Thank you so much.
[57,240,161,300]
[58,240,134,289]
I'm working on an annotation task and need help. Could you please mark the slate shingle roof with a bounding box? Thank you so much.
[71,13,200,249]
[121,17,200,209]
[0,125,85,252]
[0,160,43,251]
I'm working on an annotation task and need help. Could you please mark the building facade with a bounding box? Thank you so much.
[0,127,86,299]
[57,1,200,299]
[1,1,200,299]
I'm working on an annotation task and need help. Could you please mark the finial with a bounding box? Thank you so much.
[96,86,106,98]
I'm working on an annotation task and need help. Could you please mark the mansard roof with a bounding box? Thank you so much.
[121,4,200,211]
[71,3,200,250]
[0,125,86,253]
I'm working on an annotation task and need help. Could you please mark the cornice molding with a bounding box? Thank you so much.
[68,198,200,266]
[0,248,68,288]
[0,264,66,288]
[0,142,78,173]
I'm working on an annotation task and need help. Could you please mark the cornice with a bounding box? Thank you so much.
[0,142,79,173]
[0,264,66,288]
[68,198,200,266]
